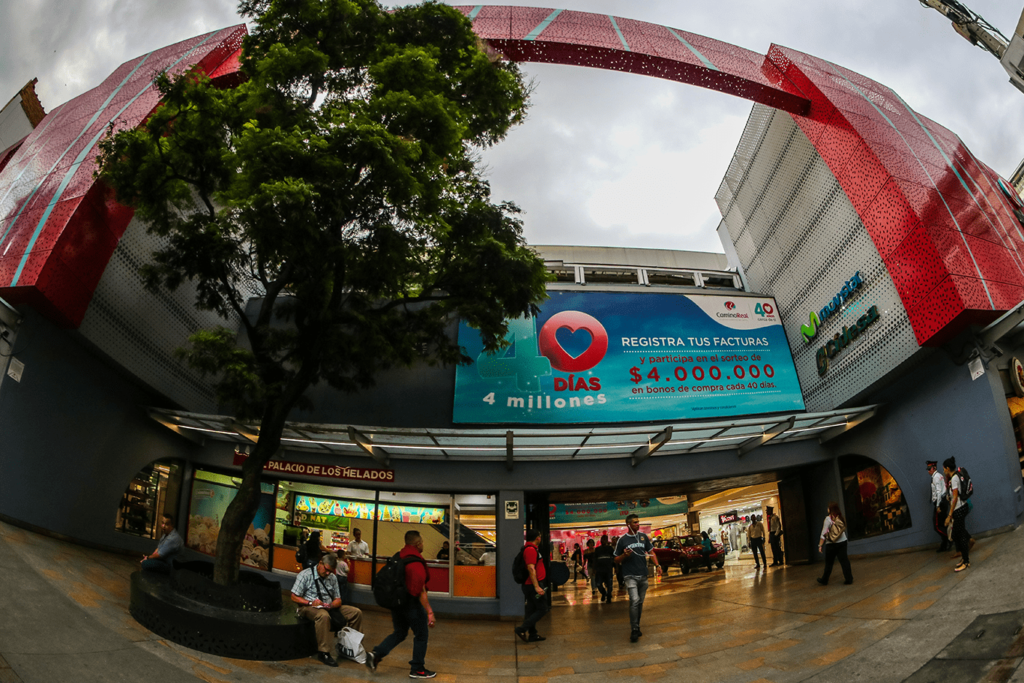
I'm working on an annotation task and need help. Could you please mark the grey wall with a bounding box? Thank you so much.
[825,346,1023,557]
[0,306,201,553]
[496,490,525,620]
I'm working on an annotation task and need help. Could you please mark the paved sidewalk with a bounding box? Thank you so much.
[3,519,1024,683]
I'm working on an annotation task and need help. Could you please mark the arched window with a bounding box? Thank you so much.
[838,455,911,540]
[115,459,183,538]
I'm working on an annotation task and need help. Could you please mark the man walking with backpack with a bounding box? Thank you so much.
[365,530,436,679]
[514,529,549,643]
[943,457,971,572]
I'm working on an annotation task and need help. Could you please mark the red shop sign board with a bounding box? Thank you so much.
[233,452,395,483]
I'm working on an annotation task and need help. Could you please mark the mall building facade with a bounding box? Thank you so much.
[2,15,1024,619]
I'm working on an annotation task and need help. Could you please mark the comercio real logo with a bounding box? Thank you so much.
[717,300,749,319]
[800,271,863,343]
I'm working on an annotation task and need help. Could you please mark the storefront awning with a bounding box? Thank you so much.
[149,405,878,468]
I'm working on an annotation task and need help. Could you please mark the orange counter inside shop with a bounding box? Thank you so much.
[272,547,495,598]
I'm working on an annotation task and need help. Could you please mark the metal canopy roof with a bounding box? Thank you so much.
[149,405,878,470]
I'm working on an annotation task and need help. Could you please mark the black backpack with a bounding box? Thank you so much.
[295,543,308,566]
[955,467,974,501]
[373,552,427,610]
[511,546,529,584]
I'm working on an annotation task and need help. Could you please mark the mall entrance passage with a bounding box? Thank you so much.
[532,471,811,606]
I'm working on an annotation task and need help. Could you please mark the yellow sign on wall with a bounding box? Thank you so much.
[294,496,445,525]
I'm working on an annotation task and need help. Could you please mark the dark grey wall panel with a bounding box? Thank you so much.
[0,307,200,553]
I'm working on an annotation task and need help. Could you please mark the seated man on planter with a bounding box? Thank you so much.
[291,553,363,667]
[141,514,183,573]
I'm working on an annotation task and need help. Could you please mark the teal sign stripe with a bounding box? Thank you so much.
[666,27,718,71]
[609,16,630,52]
[524,9,563,41]
[823,62,994,308]
[12,31,220,286]
[468,5,483,20]
[0,56,153,257]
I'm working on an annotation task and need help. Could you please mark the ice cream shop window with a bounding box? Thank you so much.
[186,469,277,571]
[114,459,182,539]
[839,455,912,540]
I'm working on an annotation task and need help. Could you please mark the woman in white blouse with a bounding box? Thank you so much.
[816,502,853,586]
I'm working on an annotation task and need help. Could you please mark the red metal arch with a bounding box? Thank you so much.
[0,9,1020,347]
[454,6,1024,345]
[454,5,810,115]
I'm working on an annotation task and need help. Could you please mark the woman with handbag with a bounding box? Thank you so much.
[816,502,853,585]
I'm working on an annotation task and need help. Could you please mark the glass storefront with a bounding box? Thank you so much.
[114,459,182,539]
[185,469,276,571]
[839,455,912,540]
[177,467,498,599]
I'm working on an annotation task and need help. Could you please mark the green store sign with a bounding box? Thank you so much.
[800,271,864,343]
[815,305,881,376]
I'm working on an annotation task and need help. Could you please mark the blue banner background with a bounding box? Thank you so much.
[454,291,804,424]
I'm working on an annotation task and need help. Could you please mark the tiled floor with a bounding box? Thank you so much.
[2,519,1023,683]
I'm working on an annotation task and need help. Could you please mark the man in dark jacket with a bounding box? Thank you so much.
[365,531,436,679]
[591,535,615,602]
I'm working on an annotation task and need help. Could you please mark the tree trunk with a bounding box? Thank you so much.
[212,406,289,585]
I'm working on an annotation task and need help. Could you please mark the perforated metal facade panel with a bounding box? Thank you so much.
[717,105,918,411]
[77,215,236,413]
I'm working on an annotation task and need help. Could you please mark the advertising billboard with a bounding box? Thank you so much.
[550,497,689,525]
[454,291,804,424]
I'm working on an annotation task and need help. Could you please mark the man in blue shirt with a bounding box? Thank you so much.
[141,514,183,573]
[291,553,364,667]
[614,514,653,643]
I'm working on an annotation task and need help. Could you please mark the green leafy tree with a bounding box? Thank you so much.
[98,0,548,586]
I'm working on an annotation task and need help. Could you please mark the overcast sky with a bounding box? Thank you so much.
[2,0,1023,255]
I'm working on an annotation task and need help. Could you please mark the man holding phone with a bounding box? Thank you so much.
[614,514,654,643]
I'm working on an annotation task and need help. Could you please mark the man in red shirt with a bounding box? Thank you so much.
[514,529,549,643]
[365,531,437,679]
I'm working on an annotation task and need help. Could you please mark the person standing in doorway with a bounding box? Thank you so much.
[347,528,370,559]
[748,515,767,569]
[614,514,654,643]
[927,460,950,552]
[700,531,714,572]
[570,543,584,581]
[365,530,436,679]
[592,535,615,602]
[768,507,784,566]
[514,529,549,643]
[816,502,853,585]
[610,535,624,588]
[584,539,597,596]
[944,457,971,572]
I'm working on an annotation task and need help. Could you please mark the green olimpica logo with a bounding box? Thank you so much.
[800,271,863,343]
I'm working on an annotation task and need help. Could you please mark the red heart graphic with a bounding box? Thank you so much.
[538,311,609,372]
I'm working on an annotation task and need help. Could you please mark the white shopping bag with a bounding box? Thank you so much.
[337,626,366,664]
